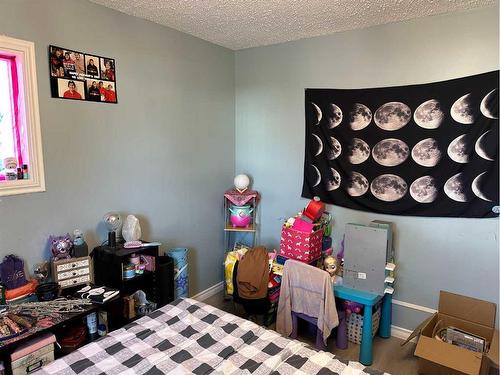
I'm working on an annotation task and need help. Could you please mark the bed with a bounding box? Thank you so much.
[36,298,387,374]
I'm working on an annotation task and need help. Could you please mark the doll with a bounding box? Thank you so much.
[323,255,343,286]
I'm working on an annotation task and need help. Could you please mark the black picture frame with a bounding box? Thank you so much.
[49,45,118,104]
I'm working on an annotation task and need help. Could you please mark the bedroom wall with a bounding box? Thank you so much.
[0,0,235,295]
[235,6,500,330]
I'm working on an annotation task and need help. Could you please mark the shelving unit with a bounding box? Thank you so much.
[91,243,175,327]
[223,189,259,299]
[223,189,259,250]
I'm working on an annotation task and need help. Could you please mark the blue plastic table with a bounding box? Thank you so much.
[334,285,392,365]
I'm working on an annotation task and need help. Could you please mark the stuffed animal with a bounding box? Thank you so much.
[50,234,73,261]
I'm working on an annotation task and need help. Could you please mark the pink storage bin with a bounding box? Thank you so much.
[279,226,323,263]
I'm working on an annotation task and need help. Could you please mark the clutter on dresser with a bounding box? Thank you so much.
[51,256,93,289]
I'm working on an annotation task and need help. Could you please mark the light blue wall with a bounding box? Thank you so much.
[235,7,500,329]
[0,0,235,295]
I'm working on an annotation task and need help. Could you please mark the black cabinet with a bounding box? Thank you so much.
[92,244,174,313]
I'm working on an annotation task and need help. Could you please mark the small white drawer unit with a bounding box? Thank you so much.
[52,256,93,289]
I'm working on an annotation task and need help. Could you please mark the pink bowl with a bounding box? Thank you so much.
[230,214,252,227]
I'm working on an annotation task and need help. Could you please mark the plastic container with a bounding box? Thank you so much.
[167,248,188,299]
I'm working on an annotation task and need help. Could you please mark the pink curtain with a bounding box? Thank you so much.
[0,53,22,167]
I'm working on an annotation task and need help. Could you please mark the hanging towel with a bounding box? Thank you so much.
[276,259,338,345]
[237,246,269,299]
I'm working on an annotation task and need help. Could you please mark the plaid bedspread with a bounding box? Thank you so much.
[36,298,388,374]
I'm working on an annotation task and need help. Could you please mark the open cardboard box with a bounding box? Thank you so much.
[403,291,499,375]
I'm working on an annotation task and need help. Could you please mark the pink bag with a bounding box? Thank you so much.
[279,226,323,262]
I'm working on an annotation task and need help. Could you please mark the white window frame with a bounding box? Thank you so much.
[0,35,45,197]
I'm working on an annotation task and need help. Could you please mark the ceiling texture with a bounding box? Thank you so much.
[89,0,498,50]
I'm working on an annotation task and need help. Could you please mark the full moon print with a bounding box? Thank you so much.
[370,174,408,202]
[372,138,409,167]
[303,71,499,218]
[374,102,412,131]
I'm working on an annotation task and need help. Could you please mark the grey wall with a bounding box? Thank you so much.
[0,0,235,295]
[235,7,500,330]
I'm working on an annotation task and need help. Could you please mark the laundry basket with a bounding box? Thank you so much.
[346,303,381,344]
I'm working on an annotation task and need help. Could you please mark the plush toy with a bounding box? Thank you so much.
[50,234,73,261]
[344,300,363,316]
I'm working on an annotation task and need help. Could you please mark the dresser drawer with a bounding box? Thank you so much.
[59,275,90,288]
[57,267,90,281]
[56,258,89,272]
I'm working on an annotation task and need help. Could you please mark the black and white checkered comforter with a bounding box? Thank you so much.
[36,298,388,374]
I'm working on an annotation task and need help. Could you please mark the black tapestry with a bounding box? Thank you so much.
[302,71,499,218]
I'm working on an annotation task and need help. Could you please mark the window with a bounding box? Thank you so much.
[0,35,45,196]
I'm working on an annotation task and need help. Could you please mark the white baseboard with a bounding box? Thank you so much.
[192,282,417,343]
[192,281,224,301]
[390,325,414,341]
[392,299,437,314]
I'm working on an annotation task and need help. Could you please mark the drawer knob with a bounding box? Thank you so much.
[72,264,76,268]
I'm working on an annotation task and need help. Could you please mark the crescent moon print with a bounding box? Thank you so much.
[304,71,499,218]
[472,172,493,202]
[480,88,498,119]
[325,168,341,191]
[310,164,321,187]
[327,103,343,129]
[444,173,470,202]
[312,133,323,157]
[349,103,372,130]
[311,102,322,125]
[448,134,471,163]
[347,172,369,197]
[414,99,444,129]
[372,138,409,167]
[374,102,411,131]
[451,93,476,124]
[410,176,438,203]
[370,174,407,202]
[347,138,370,164]
[327,136,342,160]
[411,138,442,167]
[475,130,495,161]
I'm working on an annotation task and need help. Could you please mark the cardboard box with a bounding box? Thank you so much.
[404,291,499,375]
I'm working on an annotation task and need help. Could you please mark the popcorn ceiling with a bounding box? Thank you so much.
[89,0,497,50]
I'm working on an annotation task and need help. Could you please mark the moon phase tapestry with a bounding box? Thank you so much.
[302,71,499,218]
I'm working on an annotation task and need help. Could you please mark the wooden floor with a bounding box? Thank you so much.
[204,292,419,375]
